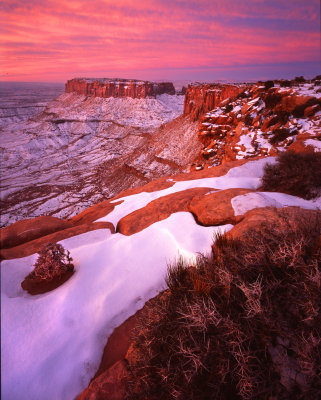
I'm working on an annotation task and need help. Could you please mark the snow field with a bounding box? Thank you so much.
[1,214,232,400]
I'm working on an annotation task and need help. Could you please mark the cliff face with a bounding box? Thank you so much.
[65,78,176,98]
[194,82,321,169]
[183,84,246,121]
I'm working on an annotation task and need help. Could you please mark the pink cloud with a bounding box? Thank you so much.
[0,0,319,82]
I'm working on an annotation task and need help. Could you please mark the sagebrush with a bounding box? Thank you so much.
[126,211,321,400]
[27,242,74,281]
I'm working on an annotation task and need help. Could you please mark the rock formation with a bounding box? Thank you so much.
[183,83,246,121]
[2,76,321,400]
[65,78,176,98]
[194,81,321,168]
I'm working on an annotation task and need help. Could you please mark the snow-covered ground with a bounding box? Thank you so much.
[0,91,185,227]
[0,82,64,127]
[2,158,321,400]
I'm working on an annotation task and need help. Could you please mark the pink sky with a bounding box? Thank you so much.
[0,0,320,82]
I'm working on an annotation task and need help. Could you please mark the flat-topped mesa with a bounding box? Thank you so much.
[184,83,247,121]
[65,78,176,99]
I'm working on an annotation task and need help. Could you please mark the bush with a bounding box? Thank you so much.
[26,242,74,281]
[126,212,321,399]
[264,80,274,90]
[261,151,321,199]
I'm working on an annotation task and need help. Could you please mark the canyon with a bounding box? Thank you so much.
[1,77,321,400]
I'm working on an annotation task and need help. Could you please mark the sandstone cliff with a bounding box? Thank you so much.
[65,78,176,98]
[194,81,321,168]
[183,83,246,121]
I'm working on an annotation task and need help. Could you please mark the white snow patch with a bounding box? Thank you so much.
[305,139,321,152]
[231,192,321,216]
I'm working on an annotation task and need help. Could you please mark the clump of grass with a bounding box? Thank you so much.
[261,151,321,199]
[126,211,321,400]
[26,242,74,281]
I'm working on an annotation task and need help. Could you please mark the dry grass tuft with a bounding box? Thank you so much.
[261,151,321,200]
[26,242,74,281]
[126,212,321,400]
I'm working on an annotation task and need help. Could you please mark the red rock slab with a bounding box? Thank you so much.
[190,188,254,226]
[68,199,123,225]
[0,222,114,260]
[0,216,72,249]
[76,360,128,400]
[117,187,214,235]
[226,207,321,240]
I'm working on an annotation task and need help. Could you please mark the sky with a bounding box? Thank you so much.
[0,0,320,83]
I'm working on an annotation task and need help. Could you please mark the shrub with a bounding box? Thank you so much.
[126,212,321,400]
[26,242,74,281]
[261,151,321,199]
[294,76,306,83]
[264,80,274,90]
[280,80,292,88]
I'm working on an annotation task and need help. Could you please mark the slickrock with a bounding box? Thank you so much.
[117,187,214,235]
[65,78,175,99]
[0,216,72,249]
[0,222,114,260]
[76,360,128,400]
[190,188,253,226]
[69,199,123,225]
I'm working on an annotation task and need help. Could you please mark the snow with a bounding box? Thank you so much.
[0,92,185,227]
[1,213,233,400]
[97,158,276,228]
[294,83,321,99]
[237,134,255,154]
[231,192,321,216]
[305,139,321,152]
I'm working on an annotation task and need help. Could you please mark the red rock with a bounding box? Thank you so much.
[117,188,214,235]
[0,216,72,249]
[69,199,123,225]
[0,222,114,260]
[65,78,175,99]
[76,360,128,400]
[226,207,321,240]
[277,95,319,116]
[183,84,246,121]
[304,104,321,117]
[190,188,254,226]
